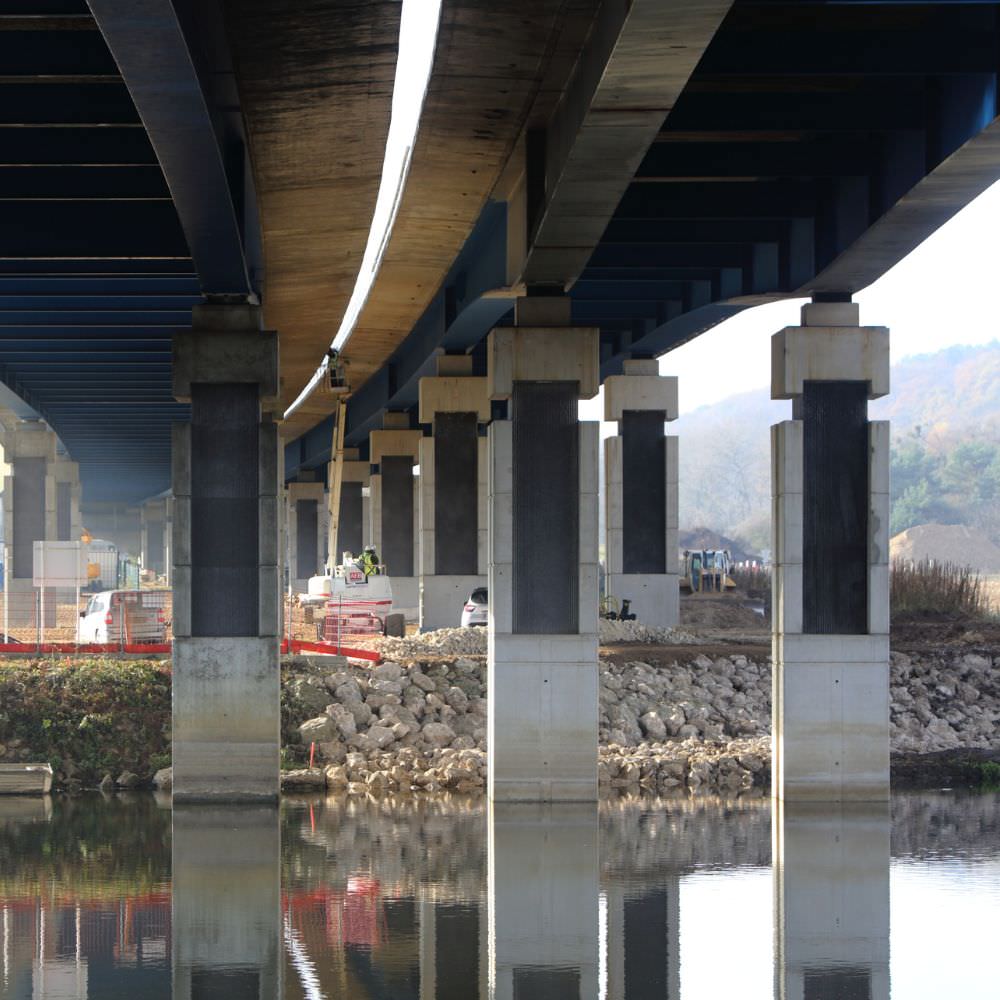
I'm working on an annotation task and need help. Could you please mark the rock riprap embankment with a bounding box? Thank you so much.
[282,631,1000,795]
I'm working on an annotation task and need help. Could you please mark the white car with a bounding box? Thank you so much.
[78,590,168,643]
[460,587,488,627]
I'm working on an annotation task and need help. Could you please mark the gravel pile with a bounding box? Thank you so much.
[374,620,697,661]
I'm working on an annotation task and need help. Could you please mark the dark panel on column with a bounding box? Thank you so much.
[624,891,668,998]
[804,967,872,1000]
[435,904,479,1000]
[192,969,260,999]
[56,481,72,542]
[295,498,318,578]
[147,522,165,573]
[512,381,578,634]
[382,455,414,577]
[513,968,580,999]
[802,381,869,635]
[434,412,478,576]
[190,383,259,637]
[339,481,363,559]
[12,457,45,579]
[622,410,666,574]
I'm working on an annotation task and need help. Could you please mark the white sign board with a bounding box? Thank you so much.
[33,541,88,587]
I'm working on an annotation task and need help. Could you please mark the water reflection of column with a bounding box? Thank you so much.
[172,805,281,1000]
[489,803,598,1000]
[774,802,890,1000]
[604,879,680,1000]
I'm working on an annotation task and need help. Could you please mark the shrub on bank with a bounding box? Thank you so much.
[0,658,171,785]
[890,559,995,620]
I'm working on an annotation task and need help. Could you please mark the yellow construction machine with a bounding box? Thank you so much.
[680,549,736,593]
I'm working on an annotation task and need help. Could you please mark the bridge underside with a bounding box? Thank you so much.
[2,1,999,806]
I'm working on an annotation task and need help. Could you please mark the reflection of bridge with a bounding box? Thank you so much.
[11,2,1000,802]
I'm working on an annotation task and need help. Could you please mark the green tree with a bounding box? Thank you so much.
[940,440,1000,503]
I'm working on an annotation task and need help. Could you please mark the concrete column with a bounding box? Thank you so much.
[603,361,679,628]
[1,421,59,626]
[489,803,599,999]
[286,477,326,592]
[369,416,422,618]
[171,303,281,802]
[172,805,281,1000]
[140,497,169,577]
[50,458,81,544]
[771,299,890,802]
[333,450,370,564]
[417,354,489,631]
[488,298,600,802]
[774,801,890,1000]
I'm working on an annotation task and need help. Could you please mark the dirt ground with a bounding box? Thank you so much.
[679,594,767,629]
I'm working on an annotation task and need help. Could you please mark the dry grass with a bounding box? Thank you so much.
[890,559,995,620]
[983,575,1000,616]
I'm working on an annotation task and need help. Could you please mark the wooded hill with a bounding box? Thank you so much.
[673,341,1000,553]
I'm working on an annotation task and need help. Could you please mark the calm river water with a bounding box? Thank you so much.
[0,790,997,998]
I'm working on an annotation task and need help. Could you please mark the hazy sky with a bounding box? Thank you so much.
[582,178,1000,422]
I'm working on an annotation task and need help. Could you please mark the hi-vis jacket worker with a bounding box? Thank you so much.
[359,546,381,577]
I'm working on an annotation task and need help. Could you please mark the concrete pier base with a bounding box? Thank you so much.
[489,632,599,802]
[171,805,281,1000]
[488,803,598,1000]
[604,573,679,631]
[171,637,281,803]
[774,801,890,1000]
[421,573,485,631]
[390,575,419,619]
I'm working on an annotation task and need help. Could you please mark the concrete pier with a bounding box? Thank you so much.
[171,303,281,802]
[140,496,169,577]
[286,476,327,591]
[1,421,60,625]
[332,448,371,562]
[771,299,890,802]
[488,803,598,999]
[171,805,281,1000]
[487,298,600,802]
[417,354,488,630]
[51,456,81,544]
[604,360,679,628]
[369,416,422,616]
[774,801,890,1000]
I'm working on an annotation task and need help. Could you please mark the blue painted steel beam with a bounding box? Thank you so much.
[0,81,138,124]
[0,126,155,164]
[0,259,195,274]
[88,0,253,295]
[0,166,170,198]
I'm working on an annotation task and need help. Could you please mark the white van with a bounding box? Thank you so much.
[77,590,168,643]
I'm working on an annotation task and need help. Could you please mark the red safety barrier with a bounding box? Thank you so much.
[282,638,381,663]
